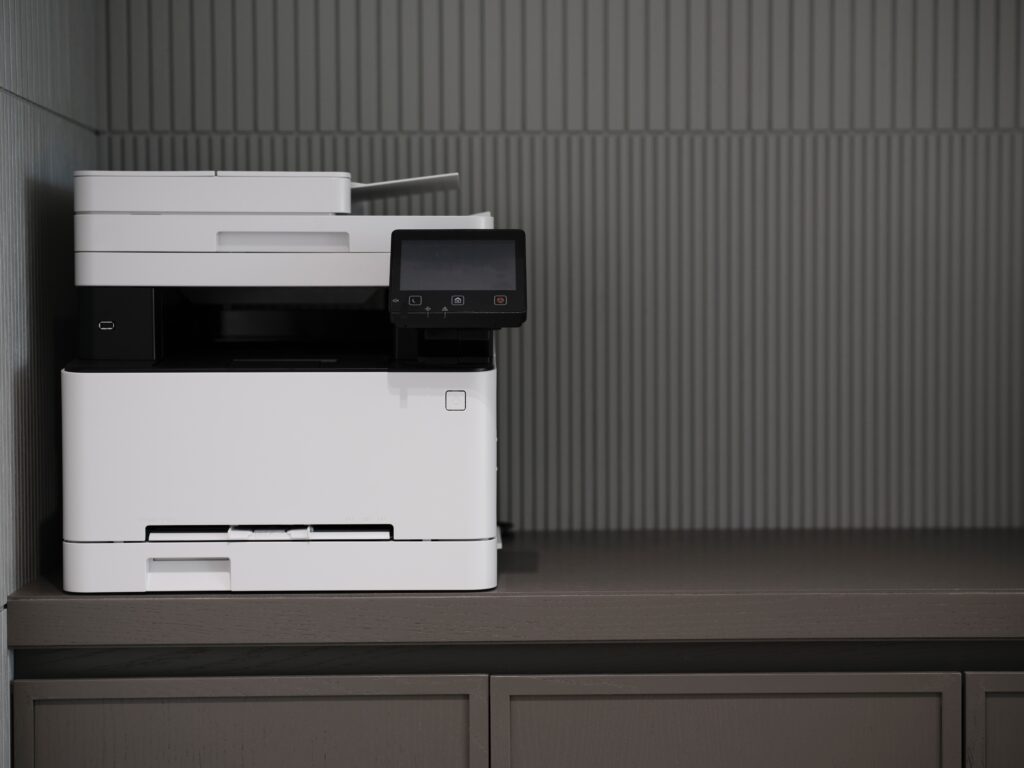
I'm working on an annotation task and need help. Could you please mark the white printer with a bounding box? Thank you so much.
[63,170,526,592]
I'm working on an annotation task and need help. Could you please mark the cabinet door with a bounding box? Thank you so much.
[491,673,960,768]
[14,675,487,768]
[966,672,1024,768]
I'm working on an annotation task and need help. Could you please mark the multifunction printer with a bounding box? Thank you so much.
[63,170,526,592]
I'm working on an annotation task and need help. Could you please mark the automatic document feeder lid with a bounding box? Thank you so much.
[74,170,461,215]
[75,171,352,214]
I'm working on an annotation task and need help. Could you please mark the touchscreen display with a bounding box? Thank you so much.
[399,239,517,291]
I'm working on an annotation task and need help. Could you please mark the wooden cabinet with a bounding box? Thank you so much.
[491,673,961,768]
[966,672,1024,768]
[15,672,967,768]
[13,675,488,768]
[10,535,1024,767]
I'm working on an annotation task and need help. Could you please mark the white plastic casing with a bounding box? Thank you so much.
[74,171,352,213]
[62,369,498,592]
[63,539,497,592]
[74,213,493,287]
[65,170,502,592]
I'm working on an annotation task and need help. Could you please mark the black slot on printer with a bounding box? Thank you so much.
[78,287,158,361]
[388,229,527,330]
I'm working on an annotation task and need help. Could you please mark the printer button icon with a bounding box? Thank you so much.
[445,390,467,411]
[450,295,465,306]
[408,295,422,306]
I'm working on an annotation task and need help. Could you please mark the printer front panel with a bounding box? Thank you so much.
[71,285,496,371]
[62,368,497,544]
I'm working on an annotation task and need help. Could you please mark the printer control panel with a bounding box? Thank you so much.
[389,229,526,329]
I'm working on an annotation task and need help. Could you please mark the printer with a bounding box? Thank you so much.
[63,170,526,592]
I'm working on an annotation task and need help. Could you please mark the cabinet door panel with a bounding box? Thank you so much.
[492,673,960,768]
[14,675,487,768]
[966,672,1024,768]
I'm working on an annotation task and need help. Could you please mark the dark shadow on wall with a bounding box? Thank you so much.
[14,178,77,585]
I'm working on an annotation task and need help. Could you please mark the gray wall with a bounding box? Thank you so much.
[98,0,1024,531]
[1,0,100,762]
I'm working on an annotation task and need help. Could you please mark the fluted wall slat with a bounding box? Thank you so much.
[0,92,96,596]
[2,1,98,760]
[100,131,1024,530]
[1,612,7,766]
[99,0,1024,135]
[0,0,101,129]
[96,0,1024,530]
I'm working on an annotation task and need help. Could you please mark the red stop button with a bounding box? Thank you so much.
[493,295,508,306]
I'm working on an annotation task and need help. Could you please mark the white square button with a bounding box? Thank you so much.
[445,390,467,411]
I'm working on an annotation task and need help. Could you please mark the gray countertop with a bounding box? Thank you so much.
[9,531,1024,647]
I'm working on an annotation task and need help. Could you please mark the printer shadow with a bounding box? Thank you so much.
[12,178,76,584]
[499,549,540,574]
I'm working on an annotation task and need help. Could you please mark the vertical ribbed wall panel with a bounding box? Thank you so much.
[0,0,102,129]
[0,610,7,768]
[101,132,1024,530]
[99,0,1024,134]
[98,0,1024,530]
[1,5,98,761]
[0,92,96,599]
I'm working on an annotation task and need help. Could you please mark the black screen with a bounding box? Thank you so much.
[399,239,517,291]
